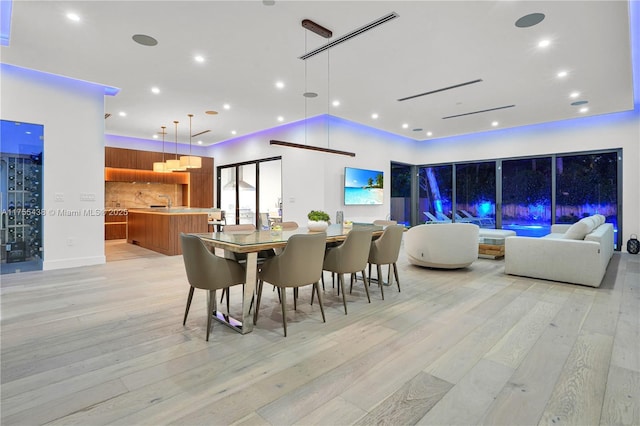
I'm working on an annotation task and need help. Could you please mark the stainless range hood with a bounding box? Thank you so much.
[223,168,255,191]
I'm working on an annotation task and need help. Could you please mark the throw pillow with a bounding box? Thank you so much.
[563,220,591,240]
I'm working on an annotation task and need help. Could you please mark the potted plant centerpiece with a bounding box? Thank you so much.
[307,210,330,232]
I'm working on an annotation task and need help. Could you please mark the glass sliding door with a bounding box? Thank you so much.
[501,157,552,237]
[455,161,496,228]
[556,151,619,247]
[390,162,412,226]
[258,160,282,229]
[217,157,281,228]
[419,165,452,223]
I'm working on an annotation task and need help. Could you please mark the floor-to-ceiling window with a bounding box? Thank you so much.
[455,161,496,228]
[412,148,622,249]
[502,157,552,236]
[556,151,620,246]
[419,164,452,223]
[390,162,412,226]
[1,119,44,274]
[217,157,281,228]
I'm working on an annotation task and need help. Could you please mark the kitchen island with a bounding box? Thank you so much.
[127,207,219,255]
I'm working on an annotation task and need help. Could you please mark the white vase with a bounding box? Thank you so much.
[307,220,329,232]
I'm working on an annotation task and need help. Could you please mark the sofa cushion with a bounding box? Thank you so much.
[563,219,592,240]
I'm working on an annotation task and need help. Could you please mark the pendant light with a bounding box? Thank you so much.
[179,113,202,169]
[152,126,170,172]
[165,120,184,171]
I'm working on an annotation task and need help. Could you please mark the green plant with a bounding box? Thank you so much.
[307,210,330,222]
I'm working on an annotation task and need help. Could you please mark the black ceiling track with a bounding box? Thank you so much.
[442,104,516,119]
[299,12,399,60]
[398,79,483,102]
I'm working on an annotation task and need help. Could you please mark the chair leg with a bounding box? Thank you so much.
[226,286,231,313]
[339,274,348,315]
[377,264,385,300]
[293,288,297,311]
[183,286,195,326]
[220,288,226,303]
[361,269,371,303]
[368,263,372,286]
[393,263,401,292]
[281,286,288,337]
[206,289,214,341]
[314,282,326,322]
[253,280,265,325]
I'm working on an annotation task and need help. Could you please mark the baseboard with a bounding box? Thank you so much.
[43,256,106,271]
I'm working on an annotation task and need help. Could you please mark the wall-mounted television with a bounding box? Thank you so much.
[344,167,384,205]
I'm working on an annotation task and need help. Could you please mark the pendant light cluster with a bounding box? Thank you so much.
[152,114,202,172]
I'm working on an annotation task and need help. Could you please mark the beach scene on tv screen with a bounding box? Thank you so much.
[344,167,383,205]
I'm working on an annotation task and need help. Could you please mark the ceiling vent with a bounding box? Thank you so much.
[398,79,483,102]
[442,104,515,119]
[299,12,399,60]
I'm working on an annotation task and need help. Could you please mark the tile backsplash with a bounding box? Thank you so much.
[105,182,184,208]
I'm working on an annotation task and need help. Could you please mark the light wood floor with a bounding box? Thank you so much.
[1,242,638,425]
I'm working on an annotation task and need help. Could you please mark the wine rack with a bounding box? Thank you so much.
[2,154,43,263]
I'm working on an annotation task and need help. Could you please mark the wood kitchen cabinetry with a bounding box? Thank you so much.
[104,147,213,207]
[104,209,128,240]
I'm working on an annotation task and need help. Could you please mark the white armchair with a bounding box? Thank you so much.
[405,223,480,269]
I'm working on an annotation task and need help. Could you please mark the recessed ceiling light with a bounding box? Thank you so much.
[151,87,160,94]
[402,123,409,129]
[491,121,499,127]
[332,100,340,107]
[426,131,433,137]
[132,34,158,46]
[570,91,580,98]
[153,134,158,139]
[538,39,551,48]
[371,113,379,119]
[557,70,568,78]
[66,12,80,22]
[119,111,127,117]
[197,140,203,145]
[275,81,285,89]
[223,104,231,110]
[277,116,284,122]
[579,107,589,113]
[231,130,237,135]
[194,55,205,63]
[515,13,545,28]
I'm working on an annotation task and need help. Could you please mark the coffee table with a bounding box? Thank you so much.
[478,236,506,259]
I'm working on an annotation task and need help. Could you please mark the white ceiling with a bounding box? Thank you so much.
[2,1,635,146]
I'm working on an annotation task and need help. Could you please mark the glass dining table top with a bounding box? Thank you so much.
[192,223,384,252]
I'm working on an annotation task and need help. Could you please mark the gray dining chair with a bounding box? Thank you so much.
[180,233,246,341]
[368,224,404,300]
[321,229,373,315]
[253,232,327,337]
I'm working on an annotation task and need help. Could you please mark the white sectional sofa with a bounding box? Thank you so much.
[405,223,480,269]
[505,214,614,287]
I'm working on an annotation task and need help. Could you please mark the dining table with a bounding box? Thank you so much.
[191,222,385,334]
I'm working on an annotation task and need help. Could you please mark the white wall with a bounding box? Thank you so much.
[208,115,418,225]
[1,65,108,269]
